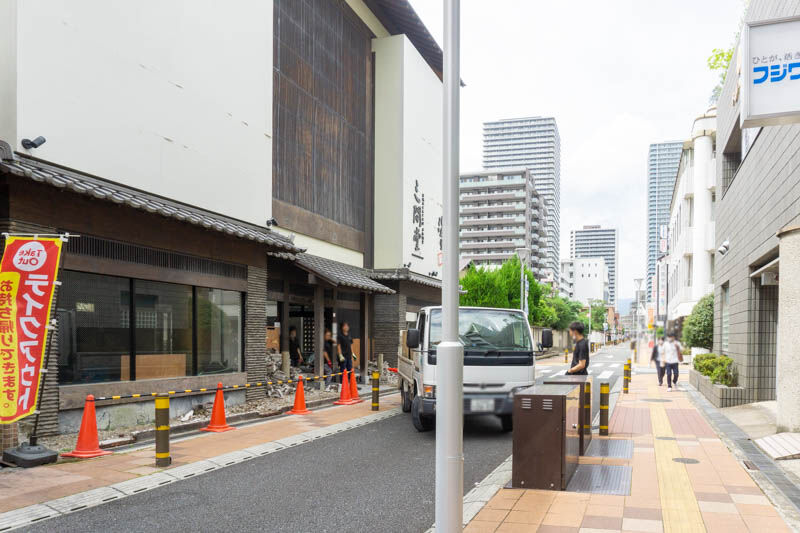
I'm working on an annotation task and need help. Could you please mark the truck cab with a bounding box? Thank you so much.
[398,306,552,432]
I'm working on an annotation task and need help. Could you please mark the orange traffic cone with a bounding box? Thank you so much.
[201,383,234,432]
[62,395,113,458]
[348,369,363,404]
[334,370,352,405]
[288,376,311,415]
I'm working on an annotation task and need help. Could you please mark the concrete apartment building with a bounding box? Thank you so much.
[571,258,609,306]
[646,141,683,302]
[664,108,717,331]
[0,0,444,433]
[712,0,800,429]
[482,117,561,280]
[458,168,548,274]
[570,226,619,306]
[559,260,575,300]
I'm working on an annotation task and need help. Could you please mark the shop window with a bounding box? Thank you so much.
[134,280,193,380]
[197,288,242,375]
[57,271,130,384]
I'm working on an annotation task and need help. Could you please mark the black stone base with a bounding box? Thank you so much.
[3,442,58,468]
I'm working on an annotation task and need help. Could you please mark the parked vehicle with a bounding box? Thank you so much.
[398,306,552,432]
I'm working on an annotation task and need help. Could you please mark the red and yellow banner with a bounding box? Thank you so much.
[0,237,62,424]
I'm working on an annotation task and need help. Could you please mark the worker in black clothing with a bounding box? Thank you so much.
[323,329,335,384]
[566,321,590,375]
[337,321,354,382]
[288,325,304,367]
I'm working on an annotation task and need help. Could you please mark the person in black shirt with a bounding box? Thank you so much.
[567,321,589,375]
[288,326,304,367]
[337,321,354,382]
[323,329,334,384]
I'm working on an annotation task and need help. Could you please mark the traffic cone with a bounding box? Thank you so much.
[62,395,113,458]
[334,370,352,405]
[288,376,311,415]
[348,369,363,404]
[201,383,234,432]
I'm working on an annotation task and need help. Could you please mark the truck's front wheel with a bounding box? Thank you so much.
[401,384,412,413]
[411,396,434,432]
[499,414,513,432]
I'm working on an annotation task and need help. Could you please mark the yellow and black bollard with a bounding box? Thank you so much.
[564,348,569,363]
[371,371,380,411]
[623,358,631,394]
[155,393,171,467]
[583,381,591,437]
[600,382,609,436]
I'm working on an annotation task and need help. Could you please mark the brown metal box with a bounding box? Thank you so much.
[512,384,580,490]
[543,374,593,455]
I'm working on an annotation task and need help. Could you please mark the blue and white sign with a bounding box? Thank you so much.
[741,16,800,128]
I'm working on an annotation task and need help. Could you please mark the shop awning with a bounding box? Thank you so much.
[369,268,442,289]
[0,148,302,254]
[296,253,394,294]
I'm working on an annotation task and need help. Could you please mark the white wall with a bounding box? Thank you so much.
[573,257,608,305]
[9,0,272,226]
[373,35,443,277]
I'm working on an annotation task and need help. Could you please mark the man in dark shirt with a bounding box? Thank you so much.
[337,321,354,382]
[288,326,304,367]
[567,321,589,375]
[323,329,334,384]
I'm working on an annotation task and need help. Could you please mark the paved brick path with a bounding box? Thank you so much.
[0,395,399,514]
[464,370,794,532]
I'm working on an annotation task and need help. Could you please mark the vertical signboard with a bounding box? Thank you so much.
[657,262,667,321]
[0,237,63,423]
[741,16,800,128]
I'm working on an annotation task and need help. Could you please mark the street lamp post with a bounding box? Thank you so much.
[634,277,643,361]
[516,248,529,314]
[437,1,464,531]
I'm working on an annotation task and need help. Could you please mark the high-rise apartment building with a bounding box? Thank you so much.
[646,141,683,302]
[570,225,619,305]
[458,168,548,273]
[482,117,560,280]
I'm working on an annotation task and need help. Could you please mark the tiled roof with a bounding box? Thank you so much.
[369,268,442,289]
[0,151,302,253]
[296,254,394,294]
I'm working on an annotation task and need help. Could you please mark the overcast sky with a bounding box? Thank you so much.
[409,0,742,301]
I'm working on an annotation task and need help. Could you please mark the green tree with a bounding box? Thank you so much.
[589,301,606,332]
[683,293,714,350]
[707,46,734,102]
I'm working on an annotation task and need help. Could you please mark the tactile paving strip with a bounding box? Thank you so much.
[567,464,632,495]
[45,487,124,513]
[585,438,634,459]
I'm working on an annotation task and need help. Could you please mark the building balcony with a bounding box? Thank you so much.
[461,204,525,215]
[460,228,524,238]
[704,222,715,252]
[460,177,525,189]
[460,191,525,203]
[461,252,515,262]
[460,240,524,250]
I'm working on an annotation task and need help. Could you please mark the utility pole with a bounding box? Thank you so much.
[437,1,463,531]
[516,248,529,313]
[634,278,643,361]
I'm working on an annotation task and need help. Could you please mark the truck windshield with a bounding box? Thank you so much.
[428,309,532,352]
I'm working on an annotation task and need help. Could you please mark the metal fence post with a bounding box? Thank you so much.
[600,382,609,436]
[155,393,171,467]
[371,371,380,411]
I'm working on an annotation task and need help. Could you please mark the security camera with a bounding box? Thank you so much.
[717,240,730,256]
[21,136,46,149]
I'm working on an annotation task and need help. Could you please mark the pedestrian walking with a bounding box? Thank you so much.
[323,329,335,385]
[662,332,683,391]
[337,321,354,382]
[566,321,590,375]
[651,337,665,386]
[288,326,304,368]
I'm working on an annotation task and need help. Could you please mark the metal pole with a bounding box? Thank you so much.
[371,371,380,411]
[437,0,464,530]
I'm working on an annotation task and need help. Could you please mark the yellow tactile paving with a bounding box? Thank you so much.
[649,385,705,533]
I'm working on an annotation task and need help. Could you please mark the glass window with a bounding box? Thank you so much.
[134,280,193,379]
[197,288,242,375]
[57,271,130,384]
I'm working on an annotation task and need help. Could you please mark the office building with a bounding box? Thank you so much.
[482,117,561,280]
[710,0,800,426]
[458,168,548,274]
[572,258,609,306]
[664,108,717,330]
[559,260,574,300]
[570,226,619,305]
[647,141,683,302]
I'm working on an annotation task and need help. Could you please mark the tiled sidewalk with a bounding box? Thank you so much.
[464,371,794,533]
[0,395,399,514]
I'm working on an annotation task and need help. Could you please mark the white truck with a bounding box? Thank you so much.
[398,306,552,432]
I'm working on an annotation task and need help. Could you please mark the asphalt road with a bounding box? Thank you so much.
[27,345,629,533]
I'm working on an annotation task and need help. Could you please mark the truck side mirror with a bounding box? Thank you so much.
[541,329,553,349]
[406,328,420,349]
